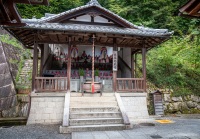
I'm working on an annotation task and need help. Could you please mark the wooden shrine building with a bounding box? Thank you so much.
[2,0,173,132]
[3,0,173,93]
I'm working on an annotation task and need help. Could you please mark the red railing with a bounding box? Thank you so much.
[116,78,145,92]
[35,77,67,92]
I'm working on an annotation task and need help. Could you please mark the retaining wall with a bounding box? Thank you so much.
[120,93,149,121]
[0,42,20,116]
[27,93,65,125]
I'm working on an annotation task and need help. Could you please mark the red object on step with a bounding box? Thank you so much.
[91,83,95,93]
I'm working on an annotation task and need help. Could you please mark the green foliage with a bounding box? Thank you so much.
[15,57,25,82]
[94,69,99,76]
[0,35,31,86]
[16,84,30,90]
[79,68,85,76]
[147,34,200,96]
[0,35,22,49]
[17,0,84,19]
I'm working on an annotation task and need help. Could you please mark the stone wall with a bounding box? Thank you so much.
[0,41,30,118]
[1,95,30,117]
[0,42,19,116]
[163,92,200,114]
[27,93,65,125]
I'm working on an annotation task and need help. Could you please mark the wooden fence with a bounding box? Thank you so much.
[35,77,67,92]
[116,78,145,92]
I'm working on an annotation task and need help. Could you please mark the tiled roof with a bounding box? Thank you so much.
[22,23,173,37]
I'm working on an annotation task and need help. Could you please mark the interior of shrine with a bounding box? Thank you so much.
[44,44,114,79]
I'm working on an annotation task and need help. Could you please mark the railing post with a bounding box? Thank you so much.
[39,44,44,76]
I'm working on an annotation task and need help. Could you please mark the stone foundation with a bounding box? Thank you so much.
[120,93,149,121]
[27,93,65,125]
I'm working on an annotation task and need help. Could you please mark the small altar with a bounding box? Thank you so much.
[41,45,114,92]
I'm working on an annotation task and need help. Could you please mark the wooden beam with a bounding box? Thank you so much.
[67,37,72,92]
[98,37,102,42]
[134,53,137,78]
[32,34,38,91]
[37,40,144,48]
[56,34,60,42]
[142,42,147,92]
[131,49,134,78]
[19,32,34,40]
[127,39,135,45]
[61,20,116,26]
[6,0,21,23]
[189,3,200,15]
[17,31,32,38]
[39,44,44,76]
[105,38,110,43]
[120,38,126,44]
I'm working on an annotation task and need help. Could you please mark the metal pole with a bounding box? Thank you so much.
[92,34,95,84]
[91,34,95,93]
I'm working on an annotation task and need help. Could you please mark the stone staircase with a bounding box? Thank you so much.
[17,59,33,87]
[17,59,40,87]
[60,93,127,133]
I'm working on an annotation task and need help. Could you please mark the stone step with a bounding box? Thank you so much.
[70,102,118,107]
[155,109,163,112]
[155,106,163,109]
[70,101,117,105]
[70,112,121,119]
[60,124,126,133]
[69,118,123,126]
[70,97,116,102]
[70,93,115,97]
[70,107,120,112]
[155,103,163,105]
[155,112,164,115]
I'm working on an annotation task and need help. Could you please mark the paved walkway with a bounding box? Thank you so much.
[0,115,200,139]
[72,117,200,139]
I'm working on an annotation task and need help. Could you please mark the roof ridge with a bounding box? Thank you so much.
[87,0,101,6]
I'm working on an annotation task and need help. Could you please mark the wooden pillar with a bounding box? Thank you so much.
[134,54,137,78]
[113,38,117,92]
[31,35,38,91]
[142,46,147,92]
[131,49,134,78]
[39,44,44,76]
[67,37,72,92]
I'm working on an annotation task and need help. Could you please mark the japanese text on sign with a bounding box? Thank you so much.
[113,51,118,71]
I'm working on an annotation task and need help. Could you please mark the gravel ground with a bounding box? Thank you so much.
[0,124,71,139]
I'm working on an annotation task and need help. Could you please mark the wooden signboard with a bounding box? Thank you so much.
[113,51,118,71]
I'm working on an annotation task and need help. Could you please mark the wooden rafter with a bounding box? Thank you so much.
[179,0,200,18]
[120,38,126,44]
